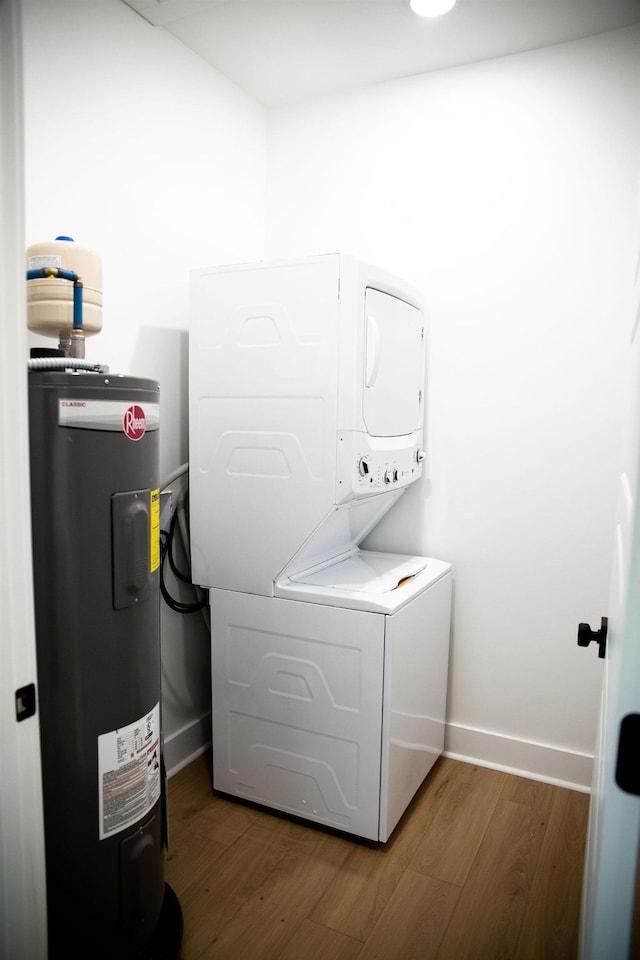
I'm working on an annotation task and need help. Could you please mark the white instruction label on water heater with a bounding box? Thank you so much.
[97,702,161,840]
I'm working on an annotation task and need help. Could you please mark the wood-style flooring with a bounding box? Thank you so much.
[165,751,589,960]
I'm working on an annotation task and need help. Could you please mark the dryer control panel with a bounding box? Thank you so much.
[336,431,424,503]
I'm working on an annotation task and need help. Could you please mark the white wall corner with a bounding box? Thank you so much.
[164,713,212,778]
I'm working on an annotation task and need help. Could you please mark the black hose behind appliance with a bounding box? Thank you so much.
[28,365,182,959]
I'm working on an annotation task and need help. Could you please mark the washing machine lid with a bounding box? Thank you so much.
[278,488,404,583]
[275,549,451,613]
[290,550,427,592]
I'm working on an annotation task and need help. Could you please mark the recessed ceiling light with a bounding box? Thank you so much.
[410,0,457,17]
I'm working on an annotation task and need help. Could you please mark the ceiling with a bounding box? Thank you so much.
[121,0,640,107]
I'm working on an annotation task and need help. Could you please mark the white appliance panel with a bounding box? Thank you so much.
[380,572,452,841]
[189,255,427,595]
[211,590,385,839]
[210,570,452,842]
[363,288,425,438]
[190,257,340,594]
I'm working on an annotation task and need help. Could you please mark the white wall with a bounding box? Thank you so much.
[266,26,640,787]
[22,0,268,771]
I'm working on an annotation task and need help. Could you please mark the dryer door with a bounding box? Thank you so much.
[363,289,425,437]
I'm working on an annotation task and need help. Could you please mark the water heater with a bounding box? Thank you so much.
[28,368,182,958]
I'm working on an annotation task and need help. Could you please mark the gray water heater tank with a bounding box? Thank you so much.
[28,368,182,959]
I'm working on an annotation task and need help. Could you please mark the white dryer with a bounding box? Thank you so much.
[189,254,452,841]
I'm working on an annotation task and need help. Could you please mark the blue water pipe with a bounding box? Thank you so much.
[26,266,84,332]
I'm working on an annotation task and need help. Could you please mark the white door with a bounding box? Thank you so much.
[363,288,425,437]
[0,1,48,957]
[579,169,640,959]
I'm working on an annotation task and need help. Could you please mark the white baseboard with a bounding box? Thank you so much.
[444,722,593,793]
[164,713,211,779]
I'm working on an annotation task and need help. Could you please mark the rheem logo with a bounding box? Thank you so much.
[123,405,146,441]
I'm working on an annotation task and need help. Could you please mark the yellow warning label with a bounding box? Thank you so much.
[150,488,160,573]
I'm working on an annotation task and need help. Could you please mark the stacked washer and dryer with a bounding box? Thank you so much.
[189,254,452,842]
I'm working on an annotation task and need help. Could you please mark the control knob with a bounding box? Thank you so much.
[358,456,371,477]
[415,448,426,463]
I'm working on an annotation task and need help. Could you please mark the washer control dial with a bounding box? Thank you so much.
[358,456,371,477]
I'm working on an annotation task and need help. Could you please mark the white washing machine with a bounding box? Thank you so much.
[189,254,452,841]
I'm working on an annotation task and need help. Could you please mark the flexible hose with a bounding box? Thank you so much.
[160,462,188,492]
[159,470,210,625]
[27,357,108,373]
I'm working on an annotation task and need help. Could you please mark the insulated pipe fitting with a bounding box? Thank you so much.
[26,266,86,358]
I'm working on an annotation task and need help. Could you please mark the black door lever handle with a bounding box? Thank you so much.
[577,617,608,659]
